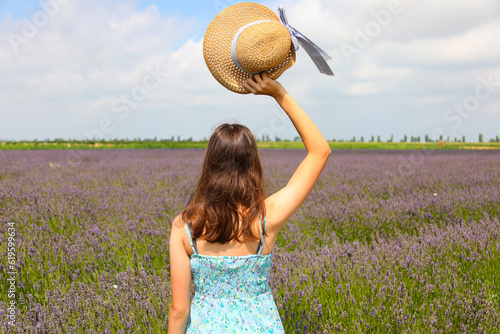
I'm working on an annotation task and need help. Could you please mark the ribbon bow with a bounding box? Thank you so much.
[278,6,334,77]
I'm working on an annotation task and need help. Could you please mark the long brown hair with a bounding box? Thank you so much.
[181,123,266,243]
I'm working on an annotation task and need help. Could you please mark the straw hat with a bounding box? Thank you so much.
[203,3,296,94]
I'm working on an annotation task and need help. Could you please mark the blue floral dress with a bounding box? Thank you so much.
[184,217,285,333]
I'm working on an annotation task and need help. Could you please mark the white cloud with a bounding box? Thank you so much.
[374,22,500,67]
[0,0,199,139]
[0,0,499,141]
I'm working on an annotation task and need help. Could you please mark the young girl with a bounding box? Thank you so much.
[167,73,331,333]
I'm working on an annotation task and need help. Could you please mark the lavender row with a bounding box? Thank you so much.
[0,149,499,332]
[271,215,500,332]
[1,216,498,333]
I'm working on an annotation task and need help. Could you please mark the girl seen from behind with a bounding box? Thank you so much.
[167,72,331,333]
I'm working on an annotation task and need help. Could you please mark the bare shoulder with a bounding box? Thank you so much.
[170,214,186,241]
[172,213,185,228]
[170,213,194,256]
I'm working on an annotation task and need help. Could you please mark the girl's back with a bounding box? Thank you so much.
[183,216,283,332]
[182,216,276,257]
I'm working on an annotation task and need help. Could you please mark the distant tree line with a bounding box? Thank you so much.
[3,134,500,143]
[1,136,202,143]
[327,134,500,143]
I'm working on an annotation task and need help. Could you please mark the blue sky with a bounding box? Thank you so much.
[2,0,216,18]
[1,0,499,142]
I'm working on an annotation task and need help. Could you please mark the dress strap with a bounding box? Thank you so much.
[184,222,198,255]
[256,216,267,255]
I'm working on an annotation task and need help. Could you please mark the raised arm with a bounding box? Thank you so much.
[243,73,331,235]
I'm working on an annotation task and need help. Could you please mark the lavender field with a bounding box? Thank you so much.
[1,149,499,333]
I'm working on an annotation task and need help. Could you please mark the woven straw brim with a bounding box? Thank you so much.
[203,3,296,94]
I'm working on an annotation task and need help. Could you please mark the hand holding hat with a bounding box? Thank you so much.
[243,72,287,99]
[203,2,334,94]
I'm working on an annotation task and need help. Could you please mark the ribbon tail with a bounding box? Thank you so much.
[279,5,334,76]
[295,34,335,77]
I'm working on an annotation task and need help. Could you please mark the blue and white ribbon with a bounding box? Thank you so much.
[278,5,334,77]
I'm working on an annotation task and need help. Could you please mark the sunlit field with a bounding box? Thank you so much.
[1,149,499,333]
